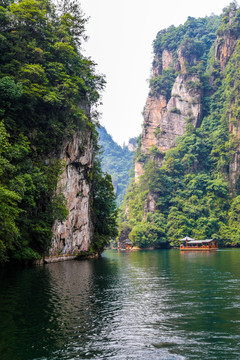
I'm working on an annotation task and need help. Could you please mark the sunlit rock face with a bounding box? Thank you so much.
[127,138,137,152]
[50,130,94,257]
[134,42,203,222]
[215,10,237,72]
[141,95,168,152]
[215,34,237,71]
[156,74,202,150]
[135,161,144,183]
[135,56,202,182]
[162,49,173,71]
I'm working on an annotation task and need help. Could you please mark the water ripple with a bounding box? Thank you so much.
[1,250,240,359]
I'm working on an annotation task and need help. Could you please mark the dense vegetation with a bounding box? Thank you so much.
[150,13,221,99]
[98,126,135,206]
[0,0,117,263]
[119,3,240,249]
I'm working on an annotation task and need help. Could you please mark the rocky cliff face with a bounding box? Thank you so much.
[50,130,94,258]
[215,8,238,72]
[215,33,237,71]
[127,137,137,152]
[135,50,202,182]
[214,12,239,190]
[155,73,202,149]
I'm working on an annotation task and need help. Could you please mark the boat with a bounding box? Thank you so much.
[117,239,133,251]
[179,237,218,251]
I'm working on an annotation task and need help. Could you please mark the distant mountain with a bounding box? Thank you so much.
[97,126,136,206]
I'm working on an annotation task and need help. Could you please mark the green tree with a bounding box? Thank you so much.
[98,126,135,206]
[91,157,118,255]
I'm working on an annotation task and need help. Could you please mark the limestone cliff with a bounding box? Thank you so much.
[50,130,94,258]
[135,50,202,182]
[215,9,238,71]
[127,138,137,152]
[218,40,240,191]
[215,33,237,71]
[214,8,240,190]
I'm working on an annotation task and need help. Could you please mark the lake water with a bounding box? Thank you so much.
[1,249,240,360]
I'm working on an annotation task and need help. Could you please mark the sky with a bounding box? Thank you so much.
[80,0,234,146]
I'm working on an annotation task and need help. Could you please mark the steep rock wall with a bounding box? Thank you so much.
[215,33,237,71]
[50,130,94,258]
[141,94,167,152]
[215,8,238,71]
[135,73,202,182]
[156,74,202,150]
[134,42,203,221]
[215,22,239,190]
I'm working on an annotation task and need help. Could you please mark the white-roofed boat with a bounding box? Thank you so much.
[179,238,218,250]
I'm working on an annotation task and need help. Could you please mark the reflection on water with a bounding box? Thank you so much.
[1,250,240,359]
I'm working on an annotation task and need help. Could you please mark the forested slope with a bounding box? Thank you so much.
[98,126,135,206]
[119,3,240,249]
[0,0,117,263]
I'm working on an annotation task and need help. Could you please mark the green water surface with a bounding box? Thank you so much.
[0,249,240,359]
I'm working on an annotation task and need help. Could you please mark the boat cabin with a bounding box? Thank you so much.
[118,239,133,251]
[179,237,218,250]
[124,240,133,251]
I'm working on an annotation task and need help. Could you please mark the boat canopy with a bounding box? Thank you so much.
[179,238,217,244]
[124,240,133,245]
[188,239,214,244]
[179,236,195,241]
